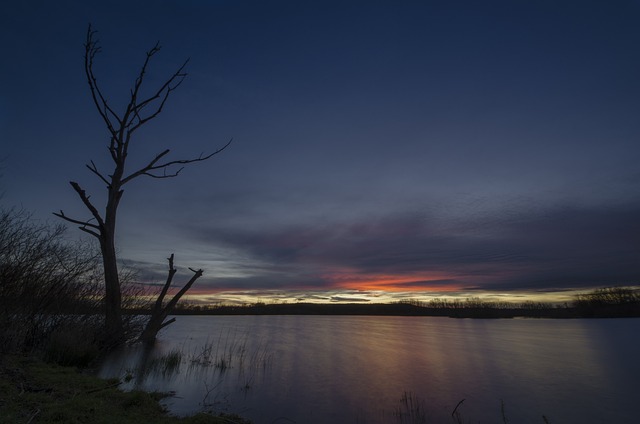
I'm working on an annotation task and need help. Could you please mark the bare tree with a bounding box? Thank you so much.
[55,25,230,345]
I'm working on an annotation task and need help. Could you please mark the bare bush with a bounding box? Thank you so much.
[0,208,102,354]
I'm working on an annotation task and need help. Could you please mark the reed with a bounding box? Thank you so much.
[394,391,428,423]
[392,393,551,424]
[157,349,182,373]
[129,348,184,378]
[187,330,271,373]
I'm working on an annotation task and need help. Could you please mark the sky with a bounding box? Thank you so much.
[2,0,640,304]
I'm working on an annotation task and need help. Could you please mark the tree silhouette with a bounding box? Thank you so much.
[55,25,230,345]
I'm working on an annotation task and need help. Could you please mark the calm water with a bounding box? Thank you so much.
[99,316,640,423]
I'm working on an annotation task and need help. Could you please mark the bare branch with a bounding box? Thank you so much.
[132,42,162,101]
[78,227,101,238]
[162,266,204,314]
[52,210,101,238]
[121,149,170,184]
[121,138,233,184]
[143,166,185,179]
[127,59,189,135]
[52,210,100,230]
[68,181,105,229]
[84,25,122,137]
[153,139,232,169]
[86,160,110,186]
[159,317,176,330]
[120,42,163,134]
[133,58,188,113]
[153,254,177,313]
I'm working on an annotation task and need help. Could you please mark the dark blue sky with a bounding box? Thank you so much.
[3,1,640,303]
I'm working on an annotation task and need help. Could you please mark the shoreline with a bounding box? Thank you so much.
[0,355,250,424]
[125,301,640,319]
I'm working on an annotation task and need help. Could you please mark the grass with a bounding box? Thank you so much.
[187,330,246,371]
[187,332,272,374]
[391,392,552,424]
[148,349,183,377]
[160,350,183,371]
[0,355,251,424]
[394,391,429,423]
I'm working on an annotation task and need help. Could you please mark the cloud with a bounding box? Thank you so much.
[330,296,370,303]
[169,199,640,294]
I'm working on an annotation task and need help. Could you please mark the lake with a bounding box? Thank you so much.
[99,315,640,423]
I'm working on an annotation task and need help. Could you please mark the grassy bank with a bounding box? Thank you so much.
[0,355,250,424]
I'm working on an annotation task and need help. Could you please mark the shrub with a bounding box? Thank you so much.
[0,207,102,354]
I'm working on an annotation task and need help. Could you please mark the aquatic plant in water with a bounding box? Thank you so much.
[394,391,428,423]
[392,393,552,424]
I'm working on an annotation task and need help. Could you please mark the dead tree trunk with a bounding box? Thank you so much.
[139,254,203,343]
[100,224,123,341]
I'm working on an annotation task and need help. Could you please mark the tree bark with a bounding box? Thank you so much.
[100,232,123,343]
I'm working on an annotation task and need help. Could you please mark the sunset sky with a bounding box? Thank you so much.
[3,1,640,304]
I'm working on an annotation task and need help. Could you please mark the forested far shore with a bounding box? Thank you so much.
[132,288,640,318]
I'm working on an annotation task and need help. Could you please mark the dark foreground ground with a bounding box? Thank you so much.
[0,355,250,424]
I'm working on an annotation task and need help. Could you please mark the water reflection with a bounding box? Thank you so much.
[98,316,640,424]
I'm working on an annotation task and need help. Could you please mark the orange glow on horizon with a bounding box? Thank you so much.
[324,270,463,293]
[168,270,464,297]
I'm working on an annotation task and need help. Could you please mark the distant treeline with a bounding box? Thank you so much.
[158,286,640,319]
